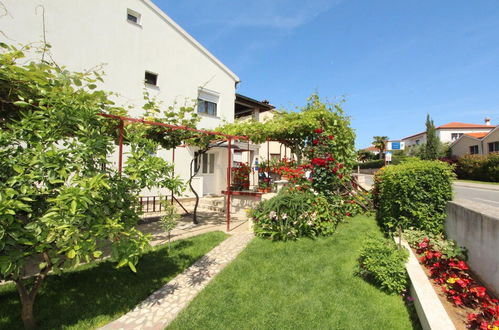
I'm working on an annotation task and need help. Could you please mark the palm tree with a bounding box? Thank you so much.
[372,136,388,159]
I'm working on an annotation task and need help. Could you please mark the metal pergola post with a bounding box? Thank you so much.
[118,120,124,174]
[226,138,232,232]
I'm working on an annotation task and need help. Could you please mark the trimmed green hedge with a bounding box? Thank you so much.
[373,160,455,234]
[455,153,499,182]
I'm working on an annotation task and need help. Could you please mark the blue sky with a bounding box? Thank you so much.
[157,0,499,148]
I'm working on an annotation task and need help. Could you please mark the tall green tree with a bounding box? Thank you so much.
[0,44,184,329]
[372,136,388,159]
[423,114,439,160]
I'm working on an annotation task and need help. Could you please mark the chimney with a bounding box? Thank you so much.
[261,100,270,105]
[485,117,491,126]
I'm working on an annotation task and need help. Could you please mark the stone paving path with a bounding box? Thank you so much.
[100,230,254,330]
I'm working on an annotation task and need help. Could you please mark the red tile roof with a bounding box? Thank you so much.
[363,146,380,152]
[465,132,488,139]
[437,122,494,129]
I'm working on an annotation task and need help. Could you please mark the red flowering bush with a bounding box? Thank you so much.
[232,163,251,190]
[408,235,498,329]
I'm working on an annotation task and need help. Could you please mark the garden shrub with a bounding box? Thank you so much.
[357,159,384,169]
[373,160,454,234]
[251,189,346,241]
[403,229,466,260]
[357,237,409,294]
[455,153,499,182]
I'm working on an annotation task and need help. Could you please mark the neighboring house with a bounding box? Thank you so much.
[0,0,240,196]
[360,146,381,157]
[402,119,495,148]
[450,126,499,157]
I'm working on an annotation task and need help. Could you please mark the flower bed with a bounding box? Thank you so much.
[405,231,498,330]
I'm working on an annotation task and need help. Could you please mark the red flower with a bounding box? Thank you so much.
[328,135,334,140]
[314,128,323,134]
[434,251,442,258]
[346,212,351,216]
[313,139,319,145]
[418,241,428,248]
[311,158,327,166]
[457,260,469,270]
[452,295,463,305]
[467,313,477,321]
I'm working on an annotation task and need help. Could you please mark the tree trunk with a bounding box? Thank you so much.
[188,157,199,224]
[21,295,35,330]
[15,281,36,330]
[14,252,51,330]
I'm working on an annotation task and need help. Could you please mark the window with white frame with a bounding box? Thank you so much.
[195,152,215,174]
[127,9,141,25]
[198,88,219,117]
[469,145,479,154]
[451,133,464,141]
[488,141,499,153]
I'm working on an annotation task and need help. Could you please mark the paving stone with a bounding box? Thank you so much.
[100,229,253,330]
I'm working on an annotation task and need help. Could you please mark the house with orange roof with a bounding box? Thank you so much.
[449,125,499,157]
[401,118,495,148]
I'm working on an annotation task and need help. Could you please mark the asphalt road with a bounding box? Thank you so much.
[453,185,499,208]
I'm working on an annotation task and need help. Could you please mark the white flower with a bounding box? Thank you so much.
[307,220,313,226]
[282,213,288,220]
[269,211,277,219]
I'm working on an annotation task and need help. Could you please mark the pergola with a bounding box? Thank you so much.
[98,113,249,232]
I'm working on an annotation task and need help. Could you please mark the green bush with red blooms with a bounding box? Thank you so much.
[232,163,251,190]
[405,230,498,330]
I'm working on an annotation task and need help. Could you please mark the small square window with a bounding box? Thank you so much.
[469,145,479,154]
[197,99,217,116]
[145,71,158,86]
[127,9,141,25]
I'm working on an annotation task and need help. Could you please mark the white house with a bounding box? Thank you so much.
[450,126,499,157]
[0,0,241,197]
[402,119,495,148]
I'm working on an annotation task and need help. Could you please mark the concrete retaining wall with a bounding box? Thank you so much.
[445,199,499,296]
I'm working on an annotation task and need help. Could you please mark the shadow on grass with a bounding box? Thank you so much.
[0,231,227,330]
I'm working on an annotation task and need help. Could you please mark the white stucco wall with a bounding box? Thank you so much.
[0,0,239,196]
[438,128,492,144]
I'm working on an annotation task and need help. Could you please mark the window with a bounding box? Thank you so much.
[195,152,215,174]
[127,9,141,25]
[415,139,420,145]
[469,145,479,155]
[488,141,499,153]
[198,99,217,116]
[198,88,219,117]
[145,71,158,86]
[451,133,464,141]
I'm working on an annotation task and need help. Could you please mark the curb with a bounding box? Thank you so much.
[395,238,456,330]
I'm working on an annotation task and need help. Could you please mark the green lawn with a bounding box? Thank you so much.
[0,231,228,330]
[455,179,499,185]
[169,215,417,330]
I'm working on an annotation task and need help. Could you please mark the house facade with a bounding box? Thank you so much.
[450,126,499,157]
[0,0,240,196]
[402,120,495,148]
